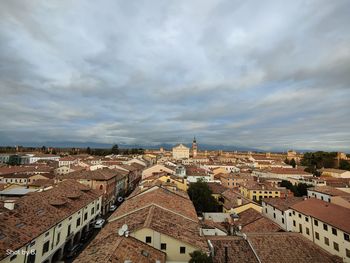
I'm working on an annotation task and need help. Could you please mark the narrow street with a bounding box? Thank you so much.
[63,190,133,263]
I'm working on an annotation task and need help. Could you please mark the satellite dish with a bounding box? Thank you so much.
[118,228,124,236]
[122,224,128,232]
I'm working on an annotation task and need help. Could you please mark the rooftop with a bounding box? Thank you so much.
[291,198,350,233]
[0,188,37,196]
[209,236,259,263]
[74,235,166,263]
[234,208,282,233]
[221,189,256,210]
[58,168,124,181]
[309,186,350,197]
[262,197,304,211]
[207,182,228,194]
[111,186,197,221]
[109,205,208,252]
[320,168,350,174]
[247,232,342,263]
[0,180,101,260]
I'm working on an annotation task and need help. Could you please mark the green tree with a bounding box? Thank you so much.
[86,147,91,155]
[296,183,311,196]
[339,160,350,171]
[187,180,220,213]
[301,151,337,169]
[280,180,312,197]
[290,158,296,168]
[189,251,213,263]
[111,144,119,155]
[284,158,290,165]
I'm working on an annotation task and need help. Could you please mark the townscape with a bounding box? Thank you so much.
[0,140,349,263]
[1,1,350,263]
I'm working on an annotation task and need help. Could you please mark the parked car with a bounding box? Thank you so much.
[109,205,117,212]
[66,243,83,258]
[80,229,94,243]
[94,218,105,228]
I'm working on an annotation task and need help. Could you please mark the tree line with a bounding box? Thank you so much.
[300,151,350,174]
[87,144,145,156]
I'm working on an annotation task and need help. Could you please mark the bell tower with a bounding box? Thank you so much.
[192,137,197,158]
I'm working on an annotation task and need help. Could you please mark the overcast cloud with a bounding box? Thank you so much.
[0,0,349,151]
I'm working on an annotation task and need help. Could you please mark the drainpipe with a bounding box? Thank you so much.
[245,235,261,263]
[310,216,315,243]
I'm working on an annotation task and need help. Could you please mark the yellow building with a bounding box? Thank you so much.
[158,174,188,191]
[79,186,209,263]
[238,181,284,202]
[221,189,262,214]
[142,174,188,192]
[212,167,228,175]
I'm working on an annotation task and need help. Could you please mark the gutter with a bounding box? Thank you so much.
[245,234,262,263]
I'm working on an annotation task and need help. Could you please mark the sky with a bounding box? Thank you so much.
[0,0,350,151]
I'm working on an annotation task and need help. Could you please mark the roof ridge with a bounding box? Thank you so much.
[144,206,155,228]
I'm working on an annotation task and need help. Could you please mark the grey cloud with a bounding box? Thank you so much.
[0,0,350,151]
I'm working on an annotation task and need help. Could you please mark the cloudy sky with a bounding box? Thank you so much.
[0,0,349,151]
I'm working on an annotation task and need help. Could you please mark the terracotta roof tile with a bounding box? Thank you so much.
[209,236,258,263]
[207,182,228,194]
[262,197,304,211]
[111,187,197,221]
[0,180,102,260]
[247,232,342,263]
[309,186,350,197]
[74,235,166,263]
[108,205,208,252]
[235,208,282,233]
[291,198,350,233]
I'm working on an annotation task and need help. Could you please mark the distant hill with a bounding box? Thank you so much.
[0,141,344,153]
[1,141,261,152]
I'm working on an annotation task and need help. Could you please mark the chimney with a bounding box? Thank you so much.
[4,200,16,210]
[224,246,228,263]
[237,197,242,206]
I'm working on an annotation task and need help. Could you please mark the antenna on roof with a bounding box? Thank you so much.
[118,224,129,237]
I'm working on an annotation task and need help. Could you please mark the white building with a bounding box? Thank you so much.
[0,180,102,263]
[307,186,350,203]
[0,154,10,164]
[289,198,350,262]
[172,144,190,160]
[262,197,304,231]
[21,154,60,164]
[202,164,240,173]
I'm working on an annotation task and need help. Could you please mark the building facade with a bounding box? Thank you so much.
[172,144,190,160]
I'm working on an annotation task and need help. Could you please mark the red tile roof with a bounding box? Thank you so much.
[247,232,342,263]
[74,235,166,263]
[109,205,208,252]
[235,208,282,233]
[209,236,259,263]
[262,197,304,211]
[207,182,228,194]
[58,168,123,181]
[0,180,101,260]
[309,186,350,197]
[291,198,350,233]
[111,187,197,221]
